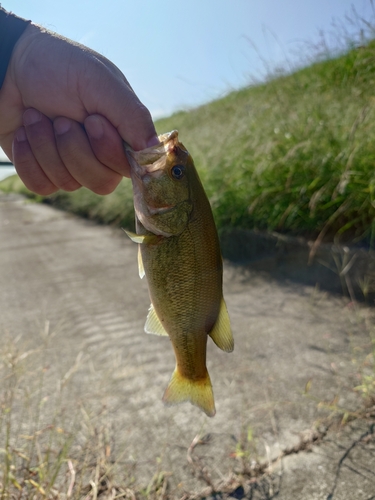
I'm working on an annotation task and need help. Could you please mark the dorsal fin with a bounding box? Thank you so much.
[208,298,234,352]
[144,304,169,336]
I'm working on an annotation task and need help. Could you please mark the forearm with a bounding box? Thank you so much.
[0,7,30,88]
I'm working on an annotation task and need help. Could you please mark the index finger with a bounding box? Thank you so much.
[84,114,131,177]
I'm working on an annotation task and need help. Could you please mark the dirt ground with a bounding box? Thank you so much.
[0,191,374,499]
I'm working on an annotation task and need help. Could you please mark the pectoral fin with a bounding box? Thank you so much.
[208,298,234,352]
[144,304,169,336]
[123,229,157,244]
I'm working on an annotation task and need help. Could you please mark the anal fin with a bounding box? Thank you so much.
[208,298,234,352]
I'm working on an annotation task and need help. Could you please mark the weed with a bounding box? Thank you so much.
[303,289,375,425]
[0,331,176,500]
[0,330,74,498]
[2,11,375,248]
[353,324,375,408]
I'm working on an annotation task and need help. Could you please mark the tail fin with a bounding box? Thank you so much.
[162,368,216,417]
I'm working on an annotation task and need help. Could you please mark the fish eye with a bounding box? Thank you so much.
[171,164,185,180]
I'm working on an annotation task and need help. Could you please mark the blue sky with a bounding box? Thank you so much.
[6,0,373,118]
[0,0,372,168]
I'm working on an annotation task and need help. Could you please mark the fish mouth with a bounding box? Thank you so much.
[124,130,180,179]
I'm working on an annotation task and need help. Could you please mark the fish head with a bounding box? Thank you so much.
[126,131,194,236]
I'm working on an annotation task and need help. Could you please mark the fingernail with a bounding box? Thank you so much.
[23,108,42,126]
[54,117,71,135]
[15,127,27,142]
[85,115,104,139]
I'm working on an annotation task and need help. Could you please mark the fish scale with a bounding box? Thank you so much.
[125,130,233,417]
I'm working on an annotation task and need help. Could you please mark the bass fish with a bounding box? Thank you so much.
[124,130,233,417]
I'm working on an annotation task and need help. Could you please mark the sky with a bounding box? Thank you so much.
[0,0,373,170]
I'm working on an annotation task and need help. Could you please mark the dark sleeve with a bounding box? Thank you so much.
[0,7,31,88]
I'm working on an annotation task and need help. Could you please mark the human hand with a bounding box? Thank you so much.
[0,23,158,195]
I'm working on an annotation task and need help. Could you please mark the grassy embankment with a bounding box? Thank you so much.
[2,38,375,245]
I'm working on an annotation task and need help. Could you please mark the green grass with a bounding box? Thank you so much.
[156,40,375,244]
[2,38,375,244]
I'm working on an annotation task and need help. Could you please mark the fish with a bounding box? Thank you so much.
[124,130,233,417]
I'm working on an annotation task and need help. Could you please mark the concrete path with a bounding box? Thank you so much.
[0,191,374,499]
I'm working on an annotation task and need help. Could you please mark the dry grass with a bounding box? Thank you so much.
[1,307,374,500]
